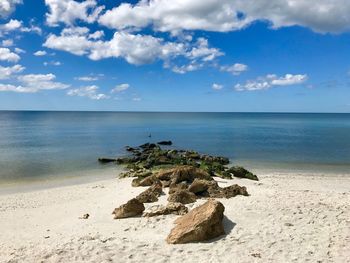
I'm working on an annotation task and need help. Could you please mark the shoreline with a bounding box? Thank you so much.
[0,172,349,262]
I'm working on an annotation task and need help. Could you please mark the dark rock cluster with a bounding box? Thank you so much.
[100,141,259,243]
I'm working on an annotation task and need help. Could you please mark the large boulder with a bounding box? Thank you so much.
[166,199,225,244]
[112,198,145,219]
[168,189,197,204]
[144,202,188,217]
[188,178,218,194]
[156,165,212,185]
[136,182,163,203]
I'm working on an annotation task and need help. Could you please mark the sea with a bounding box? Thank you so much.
[1,111,350,185]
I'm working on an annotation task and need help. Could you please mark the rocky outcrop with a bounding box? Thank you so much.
[132,175,160,187]
[112,198,145,219]
[166,199,225,244]
[144,202,188,217]
[168,189,197,204]
[136,182,163,203]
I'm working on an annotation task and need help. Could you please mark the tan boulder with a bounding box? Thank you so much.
[143,202,188,217]
[188,178,218,194]
[136,182,163,203]
[168,182,188,194]
[132,175,160,187]
[166,199,225,244]
[168,189,197,204]
[112,198,145,219]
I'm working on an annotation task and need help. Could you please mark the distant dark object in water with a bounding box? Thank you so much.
[98,157,116,163]
[157,141,173,146]
[148,133,152,138]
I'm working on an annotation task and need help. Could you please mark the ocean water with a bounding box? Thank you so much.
[0,111,350,184]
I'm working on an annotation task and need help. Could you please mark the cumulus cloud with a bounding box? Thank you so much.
[220,63,248,75]
[212,83,223,90]
[0,47,20,62]
[235,74,308,91]
[45,0,104,26]
[0,73,69,93]
[0,19,42,36]
[111,83,129,93]
[34,50,47,56]
[67,85,109,100]
[0,0,22,18]
[43,28,222,71]
[0,64,24,79]
[97,0,350,34]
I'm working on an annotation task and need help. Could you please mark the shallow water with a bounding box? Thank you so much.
[0,111,350,183]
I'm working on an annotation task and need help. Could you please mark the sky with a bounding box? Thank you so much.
[0,0,350,112]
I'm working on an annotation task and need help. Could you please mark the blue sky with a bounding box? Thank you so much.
[0,0,350,112]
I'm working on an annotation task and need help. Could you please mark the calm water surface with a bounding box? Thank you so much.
[1,111,350,183]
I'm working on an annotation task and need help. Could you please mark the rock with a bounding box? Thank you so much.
[166,199,225,244]
[132,175,160,187]
[112,198,145,219]
[136,182,163,203]
[156,166,212,186]
[168,189,197,204]
[79,213,90,219]
[144,202,188,217]
[169,182,188,194]
[188,179,218,194]
[224,166,259,181]
[157,141,173,145]
[209,184,249,198]
[98,157,116,163]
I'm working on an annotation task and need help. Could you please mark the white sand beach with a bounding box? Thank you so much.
[0,172,349,263]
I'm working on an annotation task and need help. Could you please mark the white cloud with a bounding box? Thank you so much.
[97,0,350,34]
[76,75,99,81]
[0,73,69,93]
[14,47,25,53]
[270,74,309,86]
[235,73,308,91]
[2,39,14,47]
[111,83,130,93]
[0,19,42,36]
[43,61,62,66]
[132,97,141,101]
[220,63,248,75]
[45,0,104,26]
[67,85,109,100]
[0,47,20,62]
[0,0,22,18]
[44,28,221,72]
[34,50,47,56]
[0,64,24,79]
[212,83,223,90]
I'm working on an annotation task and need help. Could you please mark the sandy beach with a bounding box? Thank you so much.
[0,172,349,263]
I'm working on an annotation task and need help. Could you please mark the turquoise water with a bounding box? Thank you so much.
[0,111,350,183]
